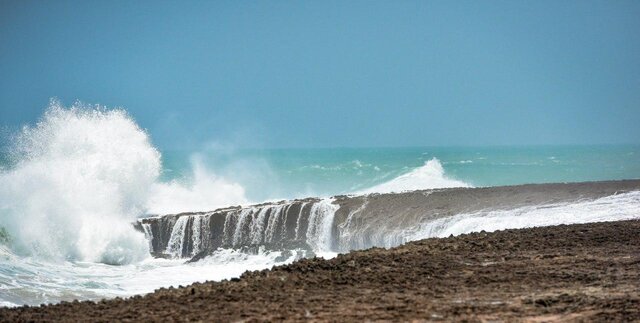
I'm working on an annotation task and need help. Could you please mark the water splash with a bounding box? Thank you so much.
[0,101,155,264]
[147,156,249,215]
[0,101,250,264]
[358,158,470,194]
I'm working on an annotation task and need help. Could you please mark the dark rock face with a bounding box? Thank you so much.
[137,180,640,260]
[138,199,325,259]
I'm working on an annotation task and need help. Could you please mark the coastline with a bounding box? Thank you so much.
[2,219,638,321]
[139,179,640,259]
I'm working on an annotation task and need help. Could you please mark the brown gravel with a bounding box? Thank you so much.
[2,220,639,322]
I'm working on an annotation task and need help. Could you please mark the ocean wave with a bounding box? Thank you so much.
[357,158,471,194]
[0,101,249,265]
[0,102,155,264]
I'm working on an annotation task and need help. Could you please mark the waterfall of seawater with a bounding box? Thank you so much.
[139,185,640,261]
[141,198,338,259]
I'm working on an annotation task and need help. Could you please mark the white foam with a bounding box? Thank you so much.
[358,158,470,194]
[407,191,640,240]
[0,102,155,264]
[146,156,249,215]
[0,101,249,264]
[0,247,304,306]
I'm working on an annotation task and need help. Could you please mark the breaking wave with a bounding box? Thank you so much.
[0,101,248,265]
[358,158,470,194]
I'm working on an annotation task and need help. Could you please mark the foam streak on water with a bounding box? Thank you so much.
[0,247,299,307]
[406,191,640,241]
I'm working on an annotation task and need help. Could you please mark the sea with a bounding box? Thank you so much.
[1,104,639,306]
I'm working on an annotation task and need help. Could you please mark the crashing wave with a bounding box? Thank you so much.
[358,158,471,194]
[0,101,248,265]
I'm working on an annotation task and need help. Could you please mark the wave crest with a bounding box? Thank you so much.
[359,158,470,194]
[0,101,159,264]
[0,101,253,264]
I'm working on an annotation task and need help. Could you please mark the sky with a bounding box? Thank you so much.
[1,0,639,149]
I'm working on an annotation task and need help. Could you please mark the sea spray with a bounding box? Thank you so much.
[0,102,157,264]
[358,158,470,194]
[146,155,248,215]
[0,102,250,264]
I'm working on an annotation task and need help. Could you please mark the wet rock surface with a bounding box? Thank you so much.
[139,180,640,257]
[2,219,639,322]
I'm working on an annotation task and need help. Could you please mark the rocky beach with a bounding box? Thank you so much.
[2,219,639,322]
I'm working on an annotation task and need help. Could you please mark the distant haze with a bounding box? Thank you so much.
[1,1,639,149]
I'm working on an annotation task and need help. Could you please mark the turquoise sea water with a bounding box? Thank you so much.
[160,145,640,203]
[2,144,638,208]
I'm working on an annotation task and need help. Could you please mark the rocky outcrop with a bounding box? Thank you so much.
[136,180,640,261]
[137,198,328,259]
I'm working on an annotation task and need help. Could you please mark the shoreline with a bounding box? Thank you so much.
[139,179,640,259]
[2,219,639,321]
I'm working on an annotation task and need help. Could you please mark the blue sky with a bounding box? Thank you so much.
[1,0,639,149]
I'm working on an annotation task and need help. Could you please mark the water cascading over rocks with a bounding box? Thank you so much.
[136,180,640,261]
[137,198,340,260]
